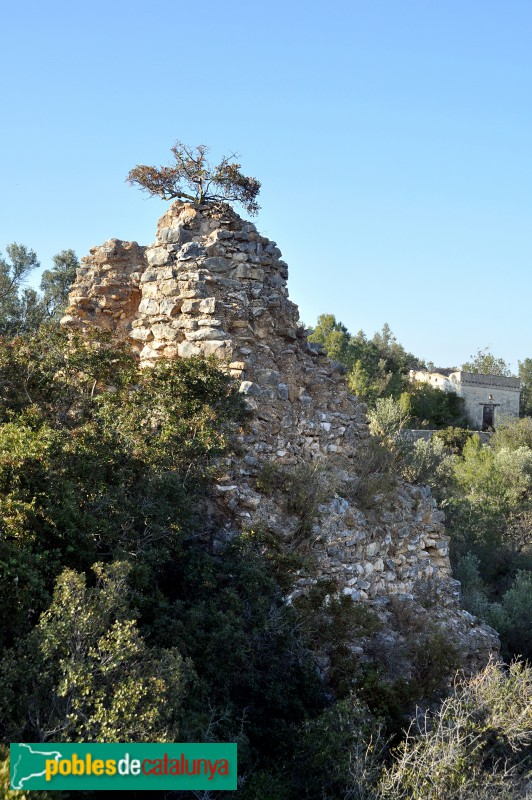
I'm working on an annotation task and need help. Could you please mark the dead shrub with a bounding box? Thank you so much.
[256,460,329,540]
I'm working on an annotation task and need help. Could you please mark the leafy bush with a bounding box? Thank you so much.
[453,554,532,663]
[368,397,410,443]
[453,553,492,618]
[446,497,507,562]
[288,697,385,800]
[452,435,532,509]
[399,437,453,487]
[433,426,472,454]
[367,399,454,489]
[292,579,382,699]
[243,696,385,800]
[0,330,247,667]
[407,626,463,698]
[492,415,532,451]
[0,563,184,743]
[492,571,532,661]
[399,384,466,429]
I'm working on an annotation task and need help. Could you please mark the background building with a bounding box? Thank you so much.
[409,369,521,430]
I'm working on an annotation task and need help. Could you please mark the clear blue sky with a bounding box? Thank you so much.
[1,0,530,370]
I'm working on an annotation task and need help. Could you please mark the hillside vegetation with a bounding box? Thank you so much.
[311,313,532,665]
[0,254,530,798]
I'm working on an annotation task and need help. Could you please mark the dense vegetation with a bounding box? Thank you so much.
[0,244,78,336]
[310,312,532,664]
[309,314,532,423]
[365,399,532,663]
[1,326,529,799]
[308,315,467,426]
[0,263,530,798]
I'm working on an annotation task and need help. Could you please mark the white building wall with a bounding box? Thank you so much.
[458,375,520,430]
[408,370,520,429]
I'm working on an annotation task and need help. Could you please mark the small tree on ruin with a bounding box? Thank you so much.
[126,141,261,215]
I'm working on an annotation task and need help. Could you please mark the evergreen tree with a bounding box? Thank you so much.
[0,244,41,336]
[462,347,513,377]
[518,357,532,416]
[40,249,79,320]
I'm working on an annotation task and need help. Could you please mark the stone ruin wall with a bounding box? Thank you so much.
[61,201,498,664]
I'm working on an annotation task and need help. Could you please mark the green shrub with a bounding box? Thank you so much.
[492,415,532,451]
[433,426,472,454]
[243,696,385,800]
[494,571,532,661]
[453,553,492,619]
[293,580,382,698]
[452,435,499,500]
[399,384,466,429]
[289,697,385,800]
[366,399,455,491]
[368,397,410,443]
[352,666,417,737]
[452,435,532,509]
[492,446,532,505]
[0,333,247,649]
[0,563,185,743]
[399,436,452,487]
[452,555,532,665]
[406,626,462,698]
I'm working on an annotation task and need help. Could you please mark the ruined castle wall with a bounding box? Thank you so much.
[61,240,146,336]
[60,199,495,657]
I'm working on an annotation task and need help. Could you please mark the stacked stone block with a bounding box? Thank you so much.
[61,201,498,666]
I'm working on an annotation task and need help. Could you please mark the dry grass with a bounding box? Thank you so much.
[378,659,532,800]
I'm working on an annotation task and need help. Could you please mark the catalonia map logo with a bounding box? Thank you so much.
[10,743,237,791]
